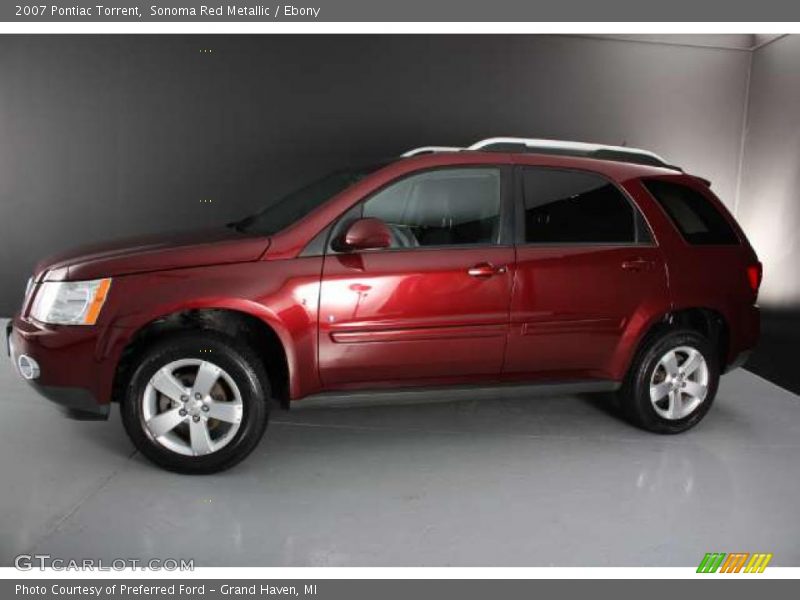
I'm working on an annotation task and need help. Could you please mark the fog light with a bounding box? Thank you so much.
[17,355,40,380]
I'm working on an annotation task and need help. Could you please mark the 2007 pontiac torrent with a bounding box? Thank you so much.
[7,137,761,472]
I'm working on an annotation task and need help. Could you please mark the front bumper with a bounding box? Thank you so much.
[6,320,110,420]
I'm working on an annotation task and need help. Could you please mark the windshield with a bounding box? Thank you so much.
[231,165,384,235]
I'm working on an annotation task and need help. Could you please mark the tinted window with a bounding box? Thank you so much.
[643,180,739,245]
[522,169,635,243]
[362,168,501,248]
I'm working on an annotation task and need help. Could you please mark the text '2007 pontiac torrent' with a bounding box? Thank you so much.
[7,137,761,473]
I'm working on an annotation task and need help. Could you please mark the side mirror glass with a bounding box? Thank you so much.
[338,218,392,251]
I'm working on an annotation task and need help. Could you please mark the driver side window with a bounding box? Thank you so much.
[361,167,502,249]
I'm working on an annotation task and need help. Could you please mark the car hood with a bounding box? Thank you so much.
[34,228,270,282]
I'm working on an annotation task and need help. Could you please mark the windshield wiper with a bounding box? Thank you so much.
[226,216,254,233]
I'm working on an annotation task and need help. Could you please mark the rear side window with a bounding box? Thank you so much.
[521,168,640,244]
[643,180,739,245]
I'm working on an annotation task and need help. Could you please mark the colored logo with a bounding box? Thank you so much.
[697,552,773,573]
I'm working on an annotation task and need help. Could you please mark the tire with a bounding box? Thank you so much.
[121,331,270,474]
[619,328,719,434]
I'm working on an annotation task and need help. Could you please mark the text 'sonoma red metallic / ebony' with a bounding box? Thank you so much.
[6,138,761,472]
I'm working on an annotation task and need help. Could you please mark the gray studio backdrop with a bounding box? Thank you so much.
[0,34,796,316]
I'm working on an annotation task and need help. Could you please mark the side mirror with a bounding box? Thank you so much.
[338,218,392,251]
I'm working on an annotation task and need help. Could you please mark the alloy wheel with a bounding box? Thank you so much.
[649,346,709,420]
[141,358,244,456]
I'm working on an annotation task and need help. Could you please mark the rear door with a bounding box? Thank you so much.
[318,166,514,387]
[505,166,669,380]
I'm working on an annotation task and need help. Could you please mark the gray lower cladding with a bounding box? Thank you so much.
[26,380,110,421]
[294,380,621,410]
[26,373,619,419]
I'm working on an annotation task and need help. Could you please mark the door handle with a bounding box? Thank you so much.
[468,263,507,278]
[621,258,654,272]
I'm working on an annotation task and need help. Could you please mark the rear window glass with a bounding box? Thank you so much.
[643,180,739,245]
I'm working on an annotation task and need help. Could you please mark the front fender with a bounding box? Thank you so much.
[96,258,324,402]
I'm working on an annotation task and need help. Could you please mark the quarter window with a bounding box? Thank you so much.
[643,179,739,245]
[362,168,502,248]
[521,168,637,243]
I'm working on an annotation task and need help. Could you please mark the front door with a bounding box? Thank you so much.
[504,166,669,380]
[318,166,514,387]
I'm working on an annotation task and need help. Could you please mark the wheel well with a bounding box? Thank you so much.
[640,308,730,368]
[112,309,290,409]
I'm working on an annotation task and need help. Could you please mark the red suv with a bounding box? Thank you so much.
[6,138,761,473]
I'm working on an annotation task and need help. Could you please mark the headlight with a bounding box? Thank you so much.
[30,278,112,325]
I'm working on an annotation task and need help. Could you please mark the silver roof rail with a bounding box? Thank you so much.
[400,137,677,169]
[468,137,671,168]
[401,146,462,157]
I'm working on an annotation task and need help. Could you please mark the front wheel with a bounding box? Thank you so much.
[619,329,720,434]
[121,332,270,473]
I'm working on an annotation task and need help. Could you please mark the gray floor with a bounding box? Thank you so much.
[2,321,799,567]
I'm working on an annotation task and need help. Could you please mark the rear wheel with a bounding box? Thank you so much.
[619,329,719,434]
[121,332,270,473]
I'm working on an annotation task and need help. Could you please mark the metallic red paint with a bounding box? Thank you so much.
[506,244,669,381]
[340,218,393,251]
[33,228,270,282]
[318,246,514,386]
[9,151,761,415]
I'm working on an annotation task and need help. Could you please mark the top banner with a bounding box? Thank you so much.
[3,0,800,22]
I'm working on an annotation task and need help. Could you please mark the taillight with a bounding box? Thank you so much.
[746,263,762,295]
